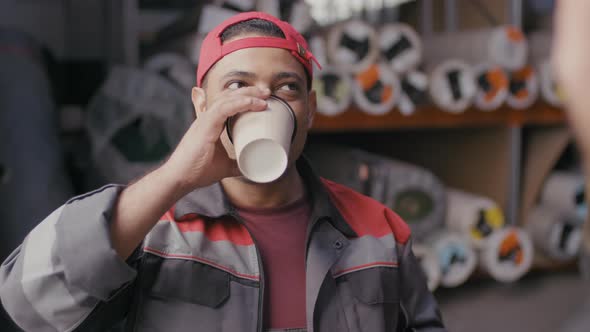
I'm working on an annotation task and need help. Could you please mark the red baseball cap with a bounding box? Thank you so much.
[196,11,321,87]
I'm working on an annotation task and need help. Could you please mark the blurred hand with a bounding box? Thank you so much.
[163,86,270,193]
[552,1,590,158]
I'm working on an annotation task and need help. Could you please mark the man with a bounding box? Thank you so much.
[0,12,445,331]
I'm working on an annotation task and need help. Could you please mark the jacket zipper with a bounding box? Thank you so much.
[230,211,265,332]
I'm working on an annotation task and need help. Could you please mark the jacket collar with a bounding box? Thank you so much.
[174,156,357,238]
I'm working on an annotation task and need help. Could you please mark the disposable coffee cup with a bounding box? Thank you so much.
[227,95,297,183]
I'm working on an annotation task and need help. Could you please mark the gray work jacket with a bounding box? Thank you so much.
[0,159,446,332]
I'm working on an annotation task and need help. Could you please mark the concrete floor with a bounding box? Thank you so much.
[435,270,590,332]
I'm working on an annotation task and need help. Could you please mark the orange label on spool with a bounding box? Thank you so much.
[506,26,525,42]
[356,64,380,91]
[382,85,393,102]
[515,89,529,99]
[512,66,533,81]
[499,231,524,265]
[484,68,509,102]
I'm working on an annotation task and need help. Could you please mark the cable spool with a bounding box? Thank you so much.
[413,244,441,292]
[538,59,563,107]
[352,62,401,115]
[327,20,379,73]
[423,26,528,71]
[378,23,422,74]
[256,0,314,36]
[429,60,476,113]
[446,188,505,249]
[86,66,193,184]
[541,172,587,220]
[372,159,446,240]
[426,231,477,288]
[526,205,584,261]
[399,70,429,116]
[144,53,196,92]
[473,63,509,111]
[215,0,256,12]
[314,66,352,116]
[309,35,328,67]
[506,65,539,109]
[480,227,534,283]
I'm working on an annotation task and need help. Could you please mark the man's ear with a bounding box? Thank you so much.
[191,87,207,117]
[307,89,317,129]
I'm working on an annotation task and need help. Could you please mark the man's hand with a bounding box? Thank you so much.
[163,86,270,194]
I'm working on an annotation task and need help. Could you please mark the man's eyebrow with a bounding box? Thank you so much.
[273,72,304,85]
[221,71,257,80]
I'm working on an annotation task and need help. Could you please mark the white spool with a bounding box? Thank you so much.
[313,66,352,117]
[399,70,428,116]
[427,231,477,288]
[506,65,539,109]
[144,53,196,92]
[473,63,509,111]
[86,66,193,183]
[429,59,476,113]
[526,205,584,261]
[446,188,505,249]
[378,23,422,74]
[423,26,528,71]
[413,243,441,292]
[198,5,239,34]
[480,227,534,283]
[215,0,256,11]
[309,35,328,67]
[256,0,313,35]
[541,171,587,220]
[327,20,379,73]
[373,158,447,240]
[352,62,401,116]
[529,32,562,106]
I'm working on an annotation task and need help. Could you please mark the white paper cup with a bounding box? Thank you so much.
[227,96,296,183]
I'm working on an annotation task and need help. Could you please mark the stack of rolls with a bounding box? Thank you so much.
[423,25,534,112]
[526,171,587,261]
[446,188,534,283]
[529,31,563,107]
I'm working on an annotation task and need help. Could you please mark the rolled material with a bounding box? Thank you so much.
[527,205,584,261]
[257,0,314,35]
[0,28,73,261]
[305,145,446,240]
[413,244,442,292]
[378,23,422,74]
[473,63,509,111]
[423,26,528,71]
[446,188,505,248]
[429,60,476,113]
[506,65,539,109]
[353,63,401,115]
[144,53,196,92]
[541,171,587,220]
[86,66,193,184]
[313,66,353,116]
[399,70,429,116]
[480,227,534,283]
[538,59,563,106]
[309,35,328,67]
[370,158,447,240]
[215,0,256,11]
[327,20,379,73]
[427,231,477,288]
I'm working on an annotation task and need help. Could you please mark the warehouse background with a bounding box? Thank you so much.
[0,0,588,331]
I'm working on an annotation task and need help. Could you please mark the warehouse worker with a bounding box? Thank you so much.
[0,12,445,331]
[553,1,590,275]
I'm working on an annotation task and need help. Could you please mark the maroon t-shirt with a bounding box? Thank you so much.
[236,196,311,330]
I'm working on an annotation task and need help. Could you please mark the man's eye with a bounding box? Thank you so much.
[278,83,299,91]
[228,81,246,90]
